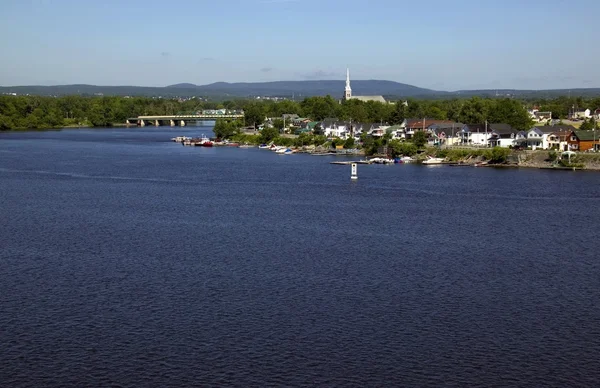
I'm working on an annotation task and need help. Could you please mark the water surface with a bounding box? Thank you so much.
[1,127,600,387]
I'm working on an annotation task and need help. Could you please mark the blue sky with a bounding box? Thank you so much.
[1,0,598,90]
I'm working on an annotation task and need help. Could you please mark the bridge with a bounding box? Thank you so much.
[126,114,244,127]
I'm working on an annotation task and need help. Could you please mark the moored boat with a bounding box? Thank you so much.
[422,157,445,165]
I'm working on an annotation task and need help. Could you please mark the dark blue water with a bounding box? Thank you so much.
[1,127,600,387]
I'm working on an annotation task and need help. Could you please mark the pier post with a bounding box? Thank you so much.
[126,119,131,126]
[154,120,159,127]
[139,120,145,127]
[180,120,186,127]
[170,120,175,127]
[351,163,358,180]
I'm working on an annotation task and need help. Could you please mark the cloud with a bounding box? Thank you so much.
[301,69,340,80]
[260,0,300,3]
[160,52,170,57]
[200,57,215,61]
[260,67,273,72]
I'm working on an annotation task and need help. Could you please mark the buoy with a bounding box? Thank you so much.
[351,163,358,180]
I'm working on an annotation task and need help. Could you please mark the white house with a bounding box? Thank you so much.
[458,124,492,146]
[594,108,600,120]
[571,108,591,120]
[486,124,517,148]
[321,120,349,139]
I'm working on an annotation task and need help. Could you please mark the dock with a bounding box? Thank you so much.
[330,160,372,165]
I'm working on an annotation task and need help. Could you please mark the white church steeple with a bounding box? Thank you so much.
[344,68,352,100]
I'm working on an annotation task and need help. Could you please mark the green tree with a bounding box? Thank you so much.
[259,127,279,143]
[580,117,597,131]
[389,140,417,157]
[243,102,265,128]
[411,130,429,148]
[213,120,241,139]
[272,119,284,132]
[343,137,355,149]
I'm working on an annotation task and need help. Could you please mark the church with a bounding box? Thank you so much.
[342,68,386,104]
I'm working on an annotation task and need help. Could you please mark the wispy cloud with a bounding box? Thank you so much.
[160,52,170,57]
[260,0,300,3]
[199,57,215,61]
[260,67,273,72]
[301,69,340,80]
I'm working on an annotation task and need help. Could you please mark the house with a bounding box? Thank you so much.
[282,114,300,122]
[545,126,577,151]
[292,117,310,127]
[594,108,600,120]
[566,130,599,151]
[535,111,552,122]
[486,124,518,148]
[458,124,493,146]
[403,119,456,139]
[428,123,463,146]
[570,108,591,120]
[385,124,405,140]
[513,126,566,149]
[527,107,552,123]
[321,120,350,139]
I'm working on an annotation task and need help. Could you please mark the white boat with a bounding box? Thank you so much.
[258,143,270,149]
[422,157,445,165]
[275,147,292,154]
[400,156,415,163]
[171,136,190,142]
[238,144,255,148]
[370,157,395,164]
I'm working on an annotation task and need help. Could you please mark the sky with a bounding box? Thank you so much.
[0,0,599,91]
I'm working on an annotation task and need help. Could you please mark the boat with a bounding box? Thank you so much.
[275,147,292,154]
[171,136,190,142]
[422,157,445,165]
[398,156,415,163]
[258,143,270,149]
[193,135,213,147]
[369,157,395,164]
[238,144,255,148]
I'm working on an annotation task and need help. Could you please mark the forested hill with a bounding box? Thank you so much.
[0,80,437,98]
[1,82,599,99]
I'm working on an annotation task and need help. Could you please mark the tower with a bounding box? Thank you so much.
[344,68,352,100]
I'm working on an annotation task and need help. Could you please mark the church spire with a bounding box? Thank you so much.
[344,67,352,100]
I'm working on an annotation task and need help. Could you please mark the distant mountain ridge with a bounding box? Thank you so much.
[2,81,600,99]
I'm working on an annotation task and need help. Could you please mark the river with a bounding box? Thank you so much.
[1,127,600,387]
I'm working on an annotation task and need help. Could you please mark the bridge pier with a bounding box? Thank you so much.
[170,120,175,127]
[180,120,186,127]
[139,120,145,127]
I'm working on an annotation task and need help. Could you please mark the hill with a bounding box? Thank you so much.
[0,80,438,99]
[2,81,600,99]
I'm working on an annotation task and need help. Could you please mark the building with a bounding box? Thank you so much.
[458,124,492,146]
[486,124,518,148]
[342,69,386,104]
[566,130,599,151]
[570,108,591,120]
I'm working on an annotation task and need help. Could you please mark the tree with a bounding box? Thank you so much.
[389,140,417,157]
[485,147,511,164]
[243,102,265,128]
[411,130,428,148]
[213,120,241,139]
[259,127,279,143]
[272,119,284,132]
[343,137,355,149]
[580,117,597,131]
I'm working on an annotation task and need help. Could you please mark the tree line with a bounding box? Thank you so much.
[2,94,600,131]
